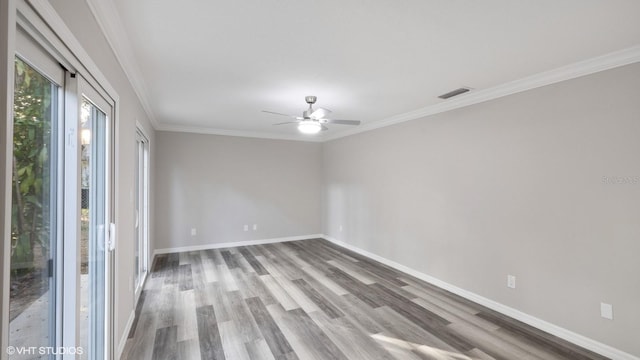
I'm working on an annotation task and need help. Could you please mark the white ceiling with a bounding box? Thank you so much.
[102,0,640,141]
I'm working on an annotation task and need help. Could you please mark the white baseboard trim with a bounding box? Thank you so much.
[117,310,135,359]
[152,234,322,258]
[321,235,639,360]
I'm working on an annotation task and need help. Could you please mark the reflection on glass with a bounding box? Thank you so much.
[9,57,57,358]
[134,139,140,287]
[80,99,106,360]
[134,131,149,291]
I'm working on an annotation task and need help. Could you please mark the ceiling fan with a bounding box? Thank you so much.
[263,96,361,134]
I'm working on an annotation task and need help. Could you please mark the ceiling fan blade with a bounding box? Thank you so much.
[273,121,300,125]
[262,110,302,119]
[324,119,361,126]
[310,107,331,119]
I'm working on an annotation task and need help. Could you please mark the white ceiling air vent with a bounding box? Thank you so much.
[438,87,471,99]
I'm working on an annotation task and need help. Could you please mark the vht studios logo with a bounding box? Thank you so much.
[6,346,84,356]
[602,175,640,185]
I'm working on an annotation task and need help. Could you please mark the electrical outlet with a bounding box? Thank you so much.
[243,224,249,231]
[339,225,343,232]
[601,303,613,320]
[191,228,197,236]
[253,224,257,231]
[507,275,516,289]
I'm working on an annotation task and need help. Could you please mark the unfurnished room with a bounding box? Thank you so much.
[1,1,639,359]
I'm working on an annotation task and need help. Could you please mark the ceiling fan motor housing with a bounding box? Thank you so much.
[303,96,318,119]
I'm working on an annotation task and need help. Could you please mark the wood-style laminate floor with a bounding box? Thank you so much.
[121,239,608,360]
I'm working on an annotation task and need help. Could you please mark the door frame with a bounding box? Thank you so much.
[79,76,116,360]
[134,126,150,300]
[0,1,17,357]
[1,1,120,359]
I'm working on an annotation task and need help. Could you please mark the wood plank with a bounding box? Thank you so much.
[209,282,232,323]
[221,250,240,270]
[219,320,252,360]
[239,246,270,275]
[339,294,386,334]
[291,279,344,319]
[327,260,377,285]
[245,271,278,305]
[260,274,300,311]
[227,290,263,343]
[327,268,383,308]
[121,308,158,360]
[188,251,206,289]
[217,264,240,292]
[178,264,193,291]
[177,338,202,360]
[202,256,219,283]
[308,311,396,360]
[196,305,225,360]
[205,249,226,267]
[245,296,295,358]
[245,338,277,360]
[300,265,349,296]
[411,297,500,333]
[267,304,348,360]
[370,332,425,360]
[403,285,480,316]
[447,322,538,360]
[156,287,178,329]
[151,326,178,360]
[176,289,198,342]
[372,306,461,353]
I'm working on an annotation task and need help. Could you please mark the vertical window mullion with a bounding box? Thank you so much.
[62,71,80,359]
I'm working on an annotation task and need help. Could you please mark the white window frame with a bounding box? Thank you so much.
[134,125,150,299]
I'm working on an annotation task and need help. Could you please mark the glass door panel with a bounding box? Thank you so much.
[134,137,140,288]
[9,56,60,358]
[79,98,107,359]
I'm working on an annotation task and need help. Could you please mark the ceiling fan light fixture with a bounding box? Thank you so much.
[298,120,322,134]
[310,107,330,119]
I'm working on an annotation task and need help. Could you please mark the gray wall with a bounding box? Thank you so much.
[50,0,157,350]
[322,63,640,356]
[155,132,322,250]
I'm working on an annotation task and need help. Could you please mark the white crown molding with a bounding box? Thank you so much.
[322,235,640,360]
[156,123,324,142]
[322,45,640,142]
[85,0,159,129]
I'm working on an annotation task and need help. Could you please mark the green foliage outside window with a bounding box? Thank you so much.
[11,58,53,272]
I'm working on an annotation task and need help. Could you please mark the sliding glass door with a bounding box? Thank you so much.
[9,50,62,359]
[79,93,110,360]
[9,26,115,360]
